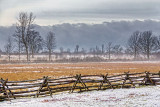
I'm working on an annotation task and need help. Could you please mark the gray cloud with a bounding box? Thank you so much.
[36,0,160,20]
[1,0,160,25]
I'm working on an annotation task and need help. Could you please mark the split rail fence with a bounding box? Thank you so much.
[0,71,160,101]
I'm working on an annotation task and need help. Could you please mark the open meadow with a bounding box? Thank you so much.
[1,61,160,81]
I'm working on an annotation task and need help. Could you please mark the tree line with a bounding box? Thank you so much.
[3,12,160,62]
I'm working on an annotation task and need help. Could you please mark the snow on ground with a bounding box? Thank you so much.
[1,86,160,107]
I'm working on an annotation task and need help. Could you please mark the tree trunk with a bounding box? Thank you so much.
[134,48,137,60]
[31,49,34,58]
[8,54,10,62]
[18,38,21,61]
[26,48,29,62]
[19,52,21,61]
[147,47,150,60]
[109,49,111,60]
[147,52,150,60]
[32,53,34,58]
[49,50,51,61]
[31,45,34,58]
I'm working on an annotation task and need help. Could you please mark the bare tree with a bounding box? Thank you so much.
[75,45,79,53]
[4,37,14,61]
[139,31,157,60]
[101,44,104,53]
[81,48,87,55]
[106,42,112,60]
[29,31,43,58]
[127,31,141,59]
[112,44,123,56]
[13,25,23,61]
[0,49,2,58]
[15,12,36,62]
[154,36,160,50]
[96,46,101,54]
[59,47,64,58]
[45,31,56,61]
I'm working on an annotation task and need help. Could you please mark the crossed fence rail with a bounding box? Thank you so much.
[0,71,160,101]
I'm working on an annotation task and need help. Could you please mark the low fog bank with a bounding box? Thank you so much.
[0,53,160,64]
[1,20,160,51]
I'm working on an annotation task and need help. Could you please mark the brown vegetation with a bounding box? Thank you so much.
[0,62,160,81]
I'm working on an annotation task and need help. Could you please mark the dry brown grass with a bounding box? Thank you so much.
[0,62,160,81]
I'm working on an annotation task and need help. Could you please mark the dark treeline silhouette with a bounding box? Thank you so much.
[2,12,160,63]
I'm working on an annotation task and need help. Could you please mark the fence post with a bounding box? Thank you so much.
[70,74,88,93]
[122,71,135,88]
[36,76,52,98]
[0,78,15,101]
[141,71,154,85]
[98,73,112,90]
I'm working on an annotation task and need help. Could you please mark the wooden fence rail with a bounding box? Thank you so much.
[0,71,160,101]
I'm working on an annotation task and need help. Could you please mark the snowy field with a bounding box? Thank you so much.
[1,86,160,107]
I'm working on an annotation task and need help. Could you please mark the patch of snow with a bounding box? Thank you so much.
[1,86,160,107]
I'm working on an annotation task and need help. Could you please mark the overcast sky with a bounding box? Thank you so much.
[1,0,160,26]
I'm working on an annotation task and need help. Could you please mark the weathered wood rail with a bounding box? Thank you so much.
[0,71,160,101]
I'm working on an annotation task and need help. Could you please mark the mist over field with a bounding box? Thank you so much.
[1,20,160,51]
